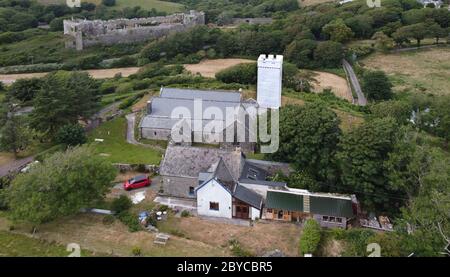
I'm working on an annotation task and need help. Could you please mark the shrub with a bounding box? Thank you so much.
[216,63,256,84]
[117,211,141,232]
[102,0,116,7]
[102,214,115,225]
[158,205,169,212]
[299,219,322,256]
[118,92,145,110]
[99,81,117,95]
[362,70,393,101]
[111,195,132,214]
[55,124,87,146]
[181,210,190,217]
[131,246,142,256]
[115,83,134,94]
[229,239,253,257]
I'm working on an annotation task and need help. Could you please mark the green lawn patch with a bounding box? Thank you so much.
[88,116,163,164]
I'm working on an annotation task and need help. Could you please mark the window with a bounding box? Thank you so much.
[329,217,336,222]
[323,216,329,221]
[188,186,195,196]
[266,209,272,213]
[336,218,343,223]
[210,202,219,211]
[247,168,258,180]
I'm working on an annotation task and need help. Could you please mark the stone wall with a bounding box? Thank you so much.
[64,10,205,50]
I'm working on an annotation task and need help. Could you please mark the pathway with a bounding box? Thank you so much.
[125,113,165,151]
[0,156,34,177]
[343,59,367,106]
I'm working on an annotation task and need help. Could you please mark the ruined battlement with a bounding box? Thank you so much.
[63,10,205,50]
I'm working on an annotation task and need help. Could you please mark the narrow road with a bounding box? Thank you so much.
[0,156,34,177]
[343,59,367,106]
[125,113,164,151]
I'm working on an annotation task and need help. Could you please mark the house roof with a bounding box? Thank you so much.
[265,190,355,218]
[310,196,354,218]
[233,184,263,209]
[266,191,304,212]
[160,145,244,179]
[160,87,242,103]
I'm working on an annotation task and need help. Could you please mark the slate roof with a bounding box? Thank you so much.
[238,160,287,187]
[233,184,263,209]
[160,87,242,103]
[160,145,244,180]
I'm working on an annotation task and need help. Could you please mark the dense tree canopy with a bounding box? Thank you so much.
[362,70,393,101]
[7,146,116,226]
[269,103,341,188]
[31,71,100,138]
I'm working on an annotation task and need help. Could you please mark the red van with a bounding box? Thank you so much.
[123,175,151,191]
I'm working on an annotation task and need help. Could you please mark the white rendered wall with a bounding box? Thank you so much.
[257,54,283,109]
[250,207,261,220]
[196,179,232,218]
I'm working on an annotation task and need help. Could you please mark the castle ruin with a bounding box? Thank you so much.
[63,10,205,51]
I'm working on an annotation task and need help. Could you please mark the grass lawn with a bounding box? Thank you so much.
[88,116,163,164]
[37,0,184,13]
[0,231,71,257]
[361,47,450,96]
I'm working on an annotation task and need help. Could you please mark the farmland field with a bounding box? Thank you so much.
[37,0,184,13]
[361,47,450,96]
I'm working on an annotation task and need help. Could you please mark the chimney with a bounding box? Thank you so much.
[147,100,152,114]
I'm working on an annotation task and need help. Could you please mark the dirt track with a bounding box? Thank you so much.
[0,67,140,85]
[311,71,353,102]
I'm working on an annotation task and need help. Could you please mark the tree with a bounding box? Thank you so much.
[314,41,344,68]
[7,78,42,103]
[345,15,374,39]
[215,63,257,84]
[371,31,394,53]
[0,114,31,158]
[369,100,412,124]
[56,124,87,147]
[102,0,116,7]
[427,21,447,44]
[430,95,450,149]
[284,39,317,68]
[322,19,354,43]
[397,148,450,256]
[299,219,322,256]
[393,23,428,47]
[7,146,116,226]
[362,70,393,101]
[31,71,99,138]
[337,117,404,212]
[269,103,341,188]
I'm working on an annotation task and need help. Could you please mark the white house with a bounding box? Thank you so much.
[195,158,263,220]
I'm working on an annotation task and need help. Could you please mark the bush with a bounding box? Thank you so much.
[102,214,115,225]
[362,70,393,101]
[111,195,132,214]
[55,124,87,146]
[102,0,116,7]
[229,239,254,257]
[115,83,134,94]
[216,63,256,84]
[299,219,322,256]
[181,210,190,217]
[131,246,142,256]
[119,92,145,110]
[117,211,141,232]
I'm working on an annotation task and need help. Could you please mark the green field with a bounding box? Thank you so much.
[88,116,163,164]
[361,47,450,96]
[37,0,184,13]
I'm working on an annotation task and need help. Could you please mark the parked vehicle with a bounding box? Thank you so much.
[123,175,151,190]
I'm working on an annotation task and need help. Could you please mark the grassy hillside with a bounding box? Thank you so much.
[361,47,450,96]
[37,0,184,13]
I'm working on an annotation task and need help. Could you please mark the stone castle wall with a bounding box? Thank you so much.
[63,10,205,50]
